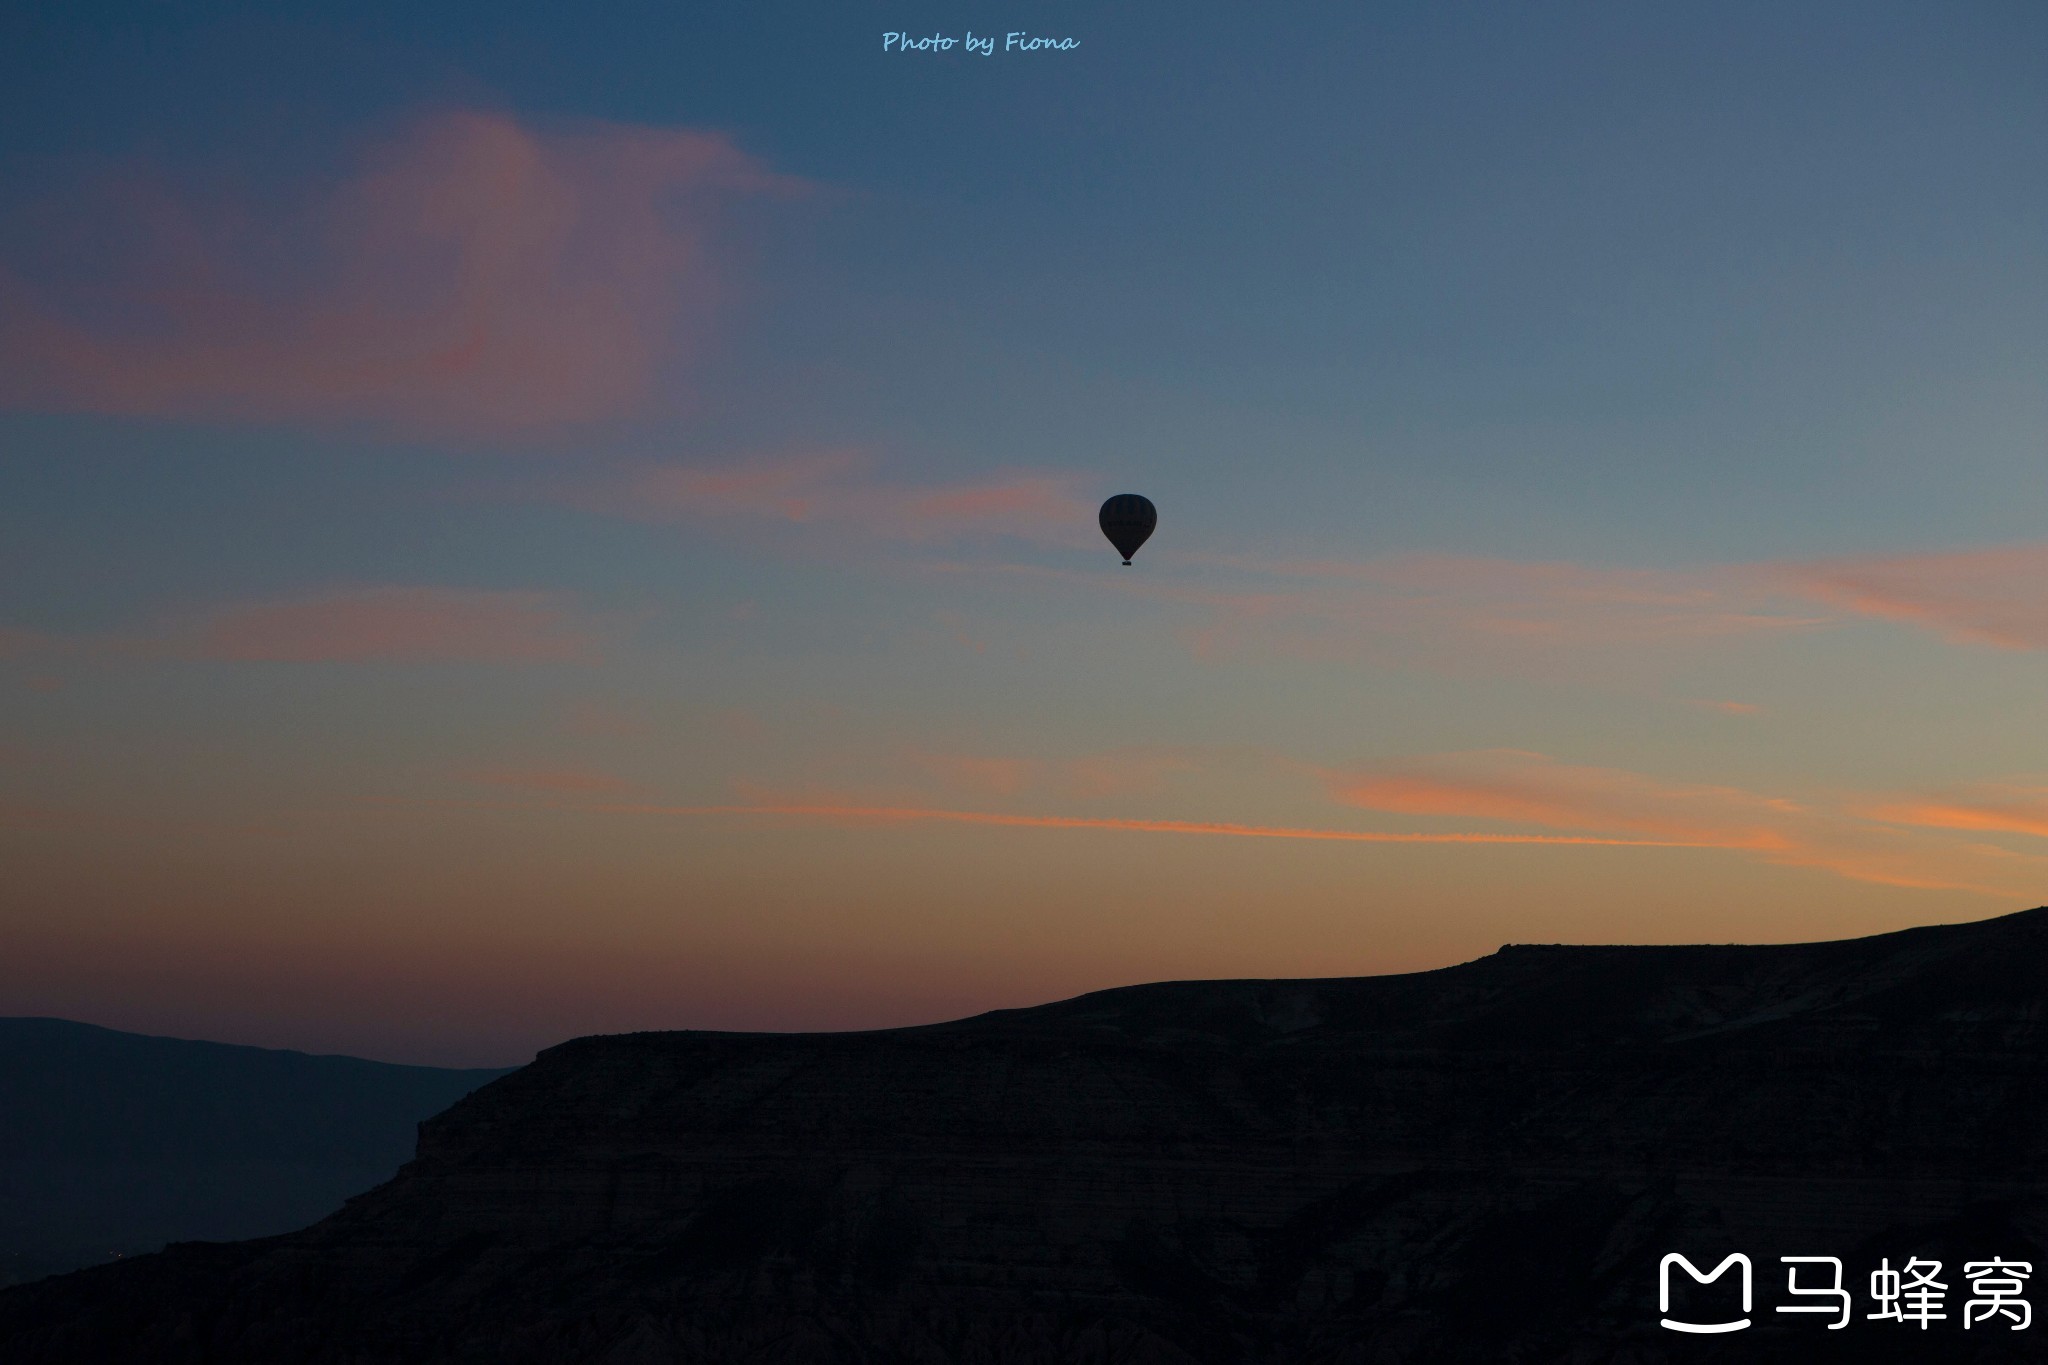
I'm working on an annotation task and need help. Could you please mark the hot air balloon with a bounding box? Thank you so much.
[1099,494,1156,565]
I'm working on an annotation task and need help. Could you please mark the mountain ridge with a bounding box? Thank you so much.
[3,908,2044,1362]
[0,1017,511,1287]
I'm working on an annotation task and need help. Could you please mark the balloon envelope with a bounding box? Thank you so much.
[1098,494,1157,564]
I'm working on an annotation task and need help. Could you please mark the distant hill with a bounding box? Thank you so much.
[4,910,2047,1361]
[0,1019,512,1286]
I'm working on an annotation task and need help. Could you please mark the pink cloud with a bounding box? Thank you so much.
[0,110,795,437]
[1775,545,2048,650]
[560,453,1095,547]
[194,587,593,663]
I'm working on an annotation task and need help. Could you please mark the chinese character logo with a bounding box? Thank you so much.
[1869,1258,1947,1329]
[1662,1249,2030,1335]
[1964,1260,2032,1330]
[1776,1256,1850,1330]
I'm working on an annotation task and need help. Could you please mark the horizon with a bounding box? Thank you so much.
[11,901,2043,1071]
[5,1,2048,1068]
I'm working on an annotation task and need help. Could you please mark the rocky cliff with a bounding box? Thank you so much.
[3,909,2045,1362]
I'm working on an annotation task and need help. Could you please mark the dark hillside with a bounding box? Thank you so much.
[3,910,2045,1361]
[0,1019,511,1285]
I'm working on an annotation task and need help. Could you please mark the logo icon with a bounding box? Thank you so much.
[1661,1253,1753,1334]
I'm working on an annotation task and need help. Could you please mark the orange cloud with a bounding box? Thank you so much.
[586,800,1711,848]
[699,735,2046,899]
[1775,545,2048,650]
[1863,787,2048,840]
[1330,750,2041,896]
[0,110,795,437]
[429,748,2046,897]
[1331,750,1795,849]
[555,453,1095,547]
[194,587,594,663]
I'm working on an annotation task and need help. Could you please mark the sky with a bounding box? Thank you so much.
[2,1,2046,1065]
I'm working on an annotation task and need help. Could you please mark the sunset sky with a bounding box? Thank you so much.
[4,1,2047,1065]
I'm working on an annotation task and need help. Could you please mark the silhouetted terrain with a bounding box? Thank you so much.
[0,1019,510,1286]
[4,910,2046,1362]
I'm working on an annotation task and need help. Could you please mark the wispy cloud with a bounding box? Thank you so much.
[1331,751,1795,848]
[0,110,797,437]
[1133,543,2048,669]
[537,454,2048,665]
[554,452,1095,547]
[1130,552,1835,675]
[1861,784,2048,840]
[1331,749,2043,896]
[1774,544,2048,650]
[412,737,2048,898]
[1,586,599,666]
[1174,552,1824,657]
[193,587,594,663]
[575,800,1714,848]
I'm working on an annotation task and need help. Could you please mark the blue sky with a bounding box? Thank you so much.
[2,2,2046,1062]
